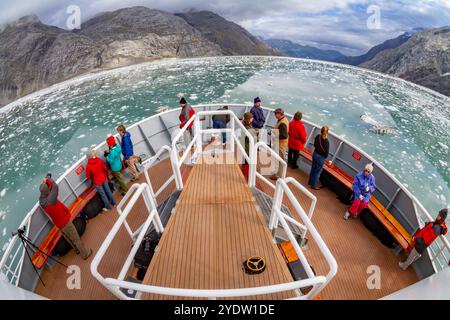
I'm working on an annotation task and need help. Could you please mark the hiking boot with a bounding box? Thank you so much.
[83,248,93,260]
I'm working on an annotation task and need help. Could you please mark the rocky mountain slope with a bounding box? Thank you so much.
[1,7,276,107]
[361,27,450,97]
[176,11,279,56]
[336,32,413,66]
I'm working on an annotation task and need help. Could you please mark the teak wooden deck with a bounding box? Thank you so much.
[141,158,297,300]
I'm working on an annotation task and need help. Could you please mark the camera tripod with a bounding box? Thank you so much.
[12,226,68,287]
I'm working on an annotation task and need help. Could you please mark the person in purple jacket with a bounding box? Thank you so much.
[250,97,265,130]
[344,163,376,220]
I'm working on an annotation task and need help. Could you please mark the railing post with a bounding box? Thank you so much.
[269,181,283,230]
[194,116,202,157]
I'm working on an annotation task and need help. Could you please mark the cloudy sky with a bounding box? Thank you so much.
[1,0,450,55]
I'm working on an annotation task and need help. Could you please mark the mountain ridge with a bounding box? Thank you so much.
[0,7,276,107]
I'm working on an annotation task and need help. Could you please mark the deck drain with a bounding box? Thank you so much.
[242,256,266,275]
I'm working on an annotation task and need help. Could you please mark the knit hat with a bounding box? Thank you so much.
[180,97,187,104]
[439,208,448,221]
[106,136,116,147]
[254,97,261,103]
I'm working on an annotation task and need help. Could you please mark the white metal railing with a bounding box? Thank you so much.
[142,145,182,200]
[91,181,328,300]
[90,183,164,299]
[270,177,318,239]
[250,141,287,189]
[171,110,255,188]
[269,178,338,298]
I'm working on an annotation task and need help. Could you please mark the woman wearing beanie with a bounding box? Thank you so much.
[105,136,128,195]
[344,163,376,220]
[399,208,448,270]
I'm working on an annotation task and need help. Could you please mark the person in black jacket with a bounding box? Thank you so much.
[308,126,329,190]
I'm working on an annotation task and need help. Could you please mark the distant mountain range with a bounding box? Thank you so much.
[266,32,415,66]
[0,6,448,107]
[266,27,450,97]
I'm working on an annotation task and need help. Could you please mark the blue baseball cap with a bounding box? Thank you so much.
[254,97,261,103]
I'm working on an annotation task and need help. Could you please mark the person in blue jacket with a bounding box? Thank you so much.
[117,125,141,182]
[105,136,129,195]
[250,97,265,131]
[344,163,376,220]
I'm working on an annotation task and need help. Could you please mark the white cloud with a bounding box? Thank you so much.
[0,0,449,55]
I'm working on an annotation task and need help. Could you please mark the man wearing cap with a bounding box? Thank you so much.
[39,177,92,260]
[105,136,128,194]
[179,97,195,137]
[250,97,265,131]
[270,108,289,181]
[399,208,448,270]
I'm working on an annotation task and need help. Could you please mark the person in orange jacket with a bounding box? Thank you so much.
[399,208,448,270]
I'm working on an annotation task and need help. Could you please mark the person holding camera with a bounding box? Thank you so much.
[39,175,92,260]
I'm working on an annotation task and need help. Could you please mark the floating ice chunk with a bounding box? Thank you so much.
[0,189,6,197]
[385,106,399,112]
[58,127,71,133]
[437,142,448,150]
[77,134,86,139]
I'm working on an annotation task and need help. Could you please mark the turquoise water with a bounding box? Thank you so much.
[0,56,449,254]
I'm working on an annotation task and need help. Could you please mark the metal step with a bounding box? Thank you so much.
[145,190,181,236]
[251,188,304,243]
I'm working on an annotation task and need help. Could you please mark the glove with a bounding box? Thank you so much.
[359,195,364,201]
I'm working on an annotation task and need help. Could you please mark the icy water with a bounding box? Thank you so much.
[0,56,449,253]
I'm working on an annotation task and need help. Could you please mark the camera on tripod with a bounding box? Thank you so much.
[12,226,26,237]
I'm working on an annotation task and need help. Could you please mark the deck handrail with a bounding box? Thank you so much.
[90,183,164,298]
[270,178,337,298]
[171,109,255,187]
[250,141,287,189]
[2,103,448,289]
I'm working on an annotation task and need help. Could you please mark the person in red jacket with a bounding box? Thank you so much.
[39,176,92,260]
[179,97,195,135]
[85,149,116,211]
[288,112,307,169]
[399,208,448,270]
